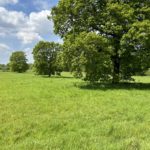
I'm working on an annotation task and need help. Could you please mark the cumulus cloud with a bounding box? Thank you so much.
[0,0,18,6]
[0,7,27,36]
[0,7,52,44]
[0,7,26,27]
[28,10,53,34]
[17,32,42,44]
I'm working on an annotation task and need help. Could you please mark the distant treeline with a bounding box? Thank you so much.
[0,64,9,72]
[0,63,33,72]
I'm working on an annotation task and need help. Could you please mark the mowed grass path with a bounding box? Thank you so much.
[0,72,150,150]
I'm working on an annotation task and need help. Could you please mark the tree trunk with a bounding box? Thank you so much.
[112,55,120,84]
[48,70,51,77]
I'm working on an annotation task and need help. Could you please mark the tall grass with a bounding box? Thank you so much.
[0,72,150,150]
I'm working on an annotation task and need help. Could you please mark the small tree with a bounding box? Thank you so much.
[33,41,62,77]
[9,51,28,73]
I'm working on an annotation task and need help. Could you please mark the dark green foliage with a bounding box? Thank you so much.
[0,64,9,72]
[63,32,113,82]
[51,0,150,83]
[33,41,62,77]
[121,20,150,79]
[9,51,28,73]
[28,63,33,70]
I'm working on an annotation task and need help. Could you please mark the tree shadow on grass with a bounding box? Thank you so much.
[40,75,74,79]
[75,82,150,91]
[52,76,74,79]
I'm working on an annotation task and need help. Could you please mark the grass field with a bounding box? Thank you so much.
[0,72,150,150]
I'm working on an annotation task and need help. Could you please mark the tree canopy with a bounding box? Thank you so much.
[51,0,150,83]
[9,51,28,73]
[33,41,62,77]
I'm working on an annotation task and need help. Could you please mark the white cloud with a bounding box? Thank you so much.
[0,0,18,6]
[28,10,53,34]
[0,7,52,44]
[0,7,27,35]
[17,32,42,44]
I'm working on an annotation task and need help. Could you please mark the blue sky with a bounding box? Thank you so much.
[0,0,60,64]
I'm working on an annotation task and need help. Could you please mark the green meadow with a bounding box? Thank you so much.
[0,72,150,150]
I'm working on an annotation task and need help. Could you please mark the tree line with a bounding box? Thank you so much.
[3,0,150,83]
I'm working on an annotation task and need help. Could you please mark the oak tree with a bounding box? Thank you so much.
[50,0,150,83]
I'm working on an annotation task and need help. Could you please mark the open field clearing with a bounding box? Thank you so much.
[0,72,150,150]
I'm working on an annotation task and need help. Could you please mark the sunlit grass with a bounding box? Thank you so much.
[0,72,150,150]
